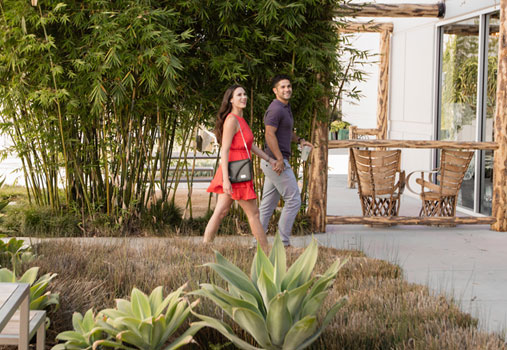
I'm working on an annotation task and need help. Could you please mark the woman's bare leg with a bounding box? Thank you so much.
[203,194,234,244]
[238,199,269,252]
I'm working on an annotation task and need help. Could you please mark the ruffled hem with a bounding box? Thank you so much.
[207,181,257,201]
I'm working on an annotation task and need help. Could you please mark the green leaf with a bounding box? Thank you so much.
[204,262,262,305]
[294,298,347,350]
[164,322,203,350]
[148,286,164,312]
[300,291,328,318]
[191,315,262,350]
[0,268,15,282]
[287,277,314,320]
[257,267,278,309]
[232,307,271,347]
[71,312,85,335]
[282,315,318,350]
[254,243,274,285]
[19,267,39,284]
[131,288,151,319]
[266,292,292,346]
[282,238,318,291]
[55,331,86,343]
[268,234,286,288]
[308,258,348,300]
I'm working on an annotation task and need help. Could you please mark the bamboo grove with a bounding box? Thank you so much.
[0,0,367,231]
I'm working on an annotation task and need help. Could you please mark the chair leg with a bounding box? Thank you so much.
[36,322,45,350]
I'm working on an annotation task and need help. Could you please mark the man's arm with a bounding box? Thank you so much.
[265,125,284,175]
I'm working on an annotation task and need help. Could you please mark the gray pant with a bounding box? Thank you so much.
[259,158,301,246]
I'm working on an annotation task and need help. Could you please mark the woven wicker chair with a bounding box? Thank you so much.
[350,149,405,217]
[406,149,474,217]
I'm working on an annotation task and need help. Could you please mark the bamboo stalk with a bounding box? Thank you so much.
[37,4,70,206]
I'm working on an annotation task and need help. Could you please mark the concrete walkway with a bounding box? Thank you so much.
[292,171,507,336]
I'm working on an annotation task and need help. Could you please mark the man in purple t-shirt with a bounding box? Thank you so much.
[259,75,313,247]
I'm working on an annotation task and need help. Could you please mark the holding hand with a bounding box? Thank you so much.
[268,157,277,170]
[273,158,284,175]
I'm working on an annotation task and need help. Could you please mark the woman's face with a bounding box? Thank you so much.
[229,87,247,110]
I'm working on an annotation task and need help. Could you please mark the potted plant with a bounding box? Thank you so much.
[330,120,350,140]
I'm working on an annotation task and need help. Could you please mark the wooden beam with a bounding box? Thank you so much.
[341,22,394,33]
[492,0,507,232]
[308,101,328,233]
[327,216,496,225]
[336,3,445,18]
[376,29,391,139]
[329,139,499,150]
[443,24,499,36]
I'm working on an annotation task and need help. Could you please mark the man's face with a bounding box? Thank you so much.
[273,79,292,103]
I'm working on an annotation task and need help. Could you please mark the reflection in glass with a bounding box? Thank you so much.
[439,17,480,209]
[481,12,499,215]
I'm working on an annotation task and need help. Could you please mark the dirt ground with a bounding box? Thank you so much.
[173,188,216,218]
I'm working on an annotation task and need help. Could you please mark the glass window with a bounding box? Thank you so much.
[480,11,499,215]
[439,17,480,210]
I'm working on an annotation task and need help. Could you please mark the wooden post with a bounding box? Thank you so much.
[308,105,329,233]
[492,0,507,232]
[376,29,391,139]
[336,3,445,18]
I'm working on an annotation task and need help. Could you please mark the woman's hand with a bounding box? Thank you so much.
[268,157,277,170]
[223,178,233,196]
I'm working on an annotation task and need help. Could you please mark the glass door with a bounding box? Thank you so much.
[438,17,480,210]
[480,11,499,215]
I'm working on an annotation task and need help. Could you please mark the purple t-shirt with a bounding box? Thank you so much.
[264,99,294,160]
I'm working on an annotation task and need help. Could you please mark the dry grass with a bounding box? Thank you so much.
[21,238,507,350]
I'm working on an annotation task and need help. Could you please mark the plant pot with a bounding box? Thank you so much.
[329,131,336,140]
[338,129,349,140]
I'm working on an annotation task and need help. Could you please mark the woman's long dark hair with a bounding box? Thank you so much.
[214,84,244,145]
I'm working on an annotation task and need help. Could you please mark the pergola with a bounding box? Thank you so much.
[307,2,507,232]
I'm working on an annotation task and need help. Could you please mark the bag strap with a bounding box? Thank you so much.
[230,114,251,159]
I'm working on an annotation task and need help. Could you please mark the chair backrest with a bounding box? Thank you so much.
[351,149,401,196]
[438,149,474,196]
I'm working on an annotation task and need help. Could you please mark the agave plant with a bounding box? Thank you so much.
[0,266,59,310]
[193,234,348,350]
[94,285,203,350]
[52,309,105,350]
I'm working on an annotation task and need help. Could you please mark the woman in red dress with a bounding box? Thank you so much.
[204,85,276,252]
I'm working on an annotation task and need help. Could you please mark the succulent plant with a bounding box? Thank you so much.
[52,309,104,350]
[95,285,202,350]
[193,234,348,350]
[0,266,59,310]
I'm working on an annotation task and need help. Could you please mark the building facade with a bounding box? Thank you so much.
[344,0,500,215]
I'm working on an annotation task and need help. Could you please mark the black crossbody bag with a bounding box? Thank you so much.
[228,116,253,183]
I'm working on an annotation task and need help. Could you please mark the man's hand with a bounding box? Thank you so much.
[274,158,284,175]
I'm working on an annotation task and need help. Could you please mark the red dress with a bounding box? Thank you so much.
[207,114,257,200]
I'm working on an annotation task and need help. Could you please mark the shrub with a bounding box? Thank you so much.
[52,286,201,350]
[0,266,59,311]
[193,235,348,349]
[0,236,34,273]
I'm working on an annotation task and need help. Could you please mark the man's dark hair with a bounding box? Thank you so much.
[271,74,291,89]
